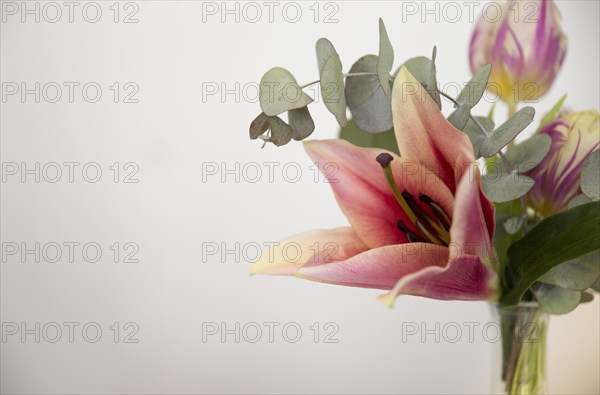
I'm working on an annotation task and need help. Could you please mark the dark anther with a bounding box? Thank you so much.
[419,193,451,231]
[376,153,394,168]
[402,190,430,223]
[397,220,425,243]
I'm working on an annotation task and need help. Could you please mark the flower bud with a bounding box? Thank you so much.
[469,0,567,104]
[526,109,600,215]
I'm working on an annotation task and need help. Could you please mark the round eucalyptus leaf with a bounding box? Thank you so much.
[505,134,552,173]
[345,55,393,133]
[320,53,347,127]
[532,282,581,315]
[259,67,313,116]
[396,56,440,107]
[539,253,600,291]
[316,38,337,74]
[482,163,534,203]
[427,46,441,109]
[377,18,394,96]
[288,106,315,141]
[581,150,600,200]
[567,193,592,209]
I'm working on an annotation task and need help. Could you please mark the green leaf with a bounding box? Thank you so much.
[267,116,293,147]
[463,116,494,158]
[428,47,441,110]
[249,112,270,139]
[316,38,337,74]
[396,57,439,106]
[479,107,536,157]
[581,151,600,200]
[259,67,313,116]
[460,64,491,107]
[500,201,600,307]
[539,93,567,129]
[592,278,600,292]
[448,105,472,131]
[345,55,393,133]
[288,106,315,141]
[377,18,394,96]
[339,119,399,155]
[580,291,594,303]
[448,64,491,130]
[532,282,581,314]
[539,253,600,290]
[505,134,552,173]
[568,194,592,209]
[320,54,347,127]
[482,161,534,203]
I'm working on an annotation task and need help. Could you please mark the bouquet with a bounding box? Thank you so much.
[247,1,599,393]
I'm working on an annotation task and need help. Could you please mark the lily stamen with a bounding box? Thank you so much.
[402,190,450,244]
[376,152,450,246]
[419,193,452,231]
[397,220,425,243]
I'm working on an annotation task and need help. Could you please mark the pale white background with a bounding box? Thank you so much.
[1,1,598,394]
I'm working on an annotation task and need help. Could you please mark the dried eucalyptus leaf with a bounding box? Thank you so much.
[259,67,313,116]
[249,112,270,139]
[532,282,582,315]
[479,106,535,158]
[505,134,552,173]
[345,55,393,133]
[268,116,293,147]
[377,18,394,96]
[320,53,347,127]
[288,106,315,141]
[482,161,534,203]
[539,253,600,291]
[581,151,600,200]
[316,38,337,74]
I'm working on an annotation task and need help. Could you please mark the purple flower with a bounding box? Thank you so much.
[470,0,567,104]
[526,110,600,215]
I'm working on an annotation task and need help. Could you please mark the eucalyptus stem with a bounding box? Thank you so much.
[300,72,379,90]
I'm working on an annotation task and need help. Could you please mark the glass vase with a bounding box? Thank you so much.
[491,303,549,395]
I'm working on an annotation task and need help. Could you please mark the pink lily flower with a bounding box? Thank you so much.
[250,67,500,306]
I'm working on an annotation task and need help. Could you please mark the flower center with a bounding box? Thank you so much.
[376,153,451,246]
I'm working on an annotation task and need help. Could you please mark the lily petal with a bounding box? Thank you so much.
[449,162,495,267]
[379,254,499,306]
[249,227,367,276]
[304,139,455,249]
[392,66,476,193]
[297,243,449,290]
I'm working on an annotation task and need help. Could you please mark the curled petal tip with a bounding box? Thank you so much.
[378,293,396,309]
